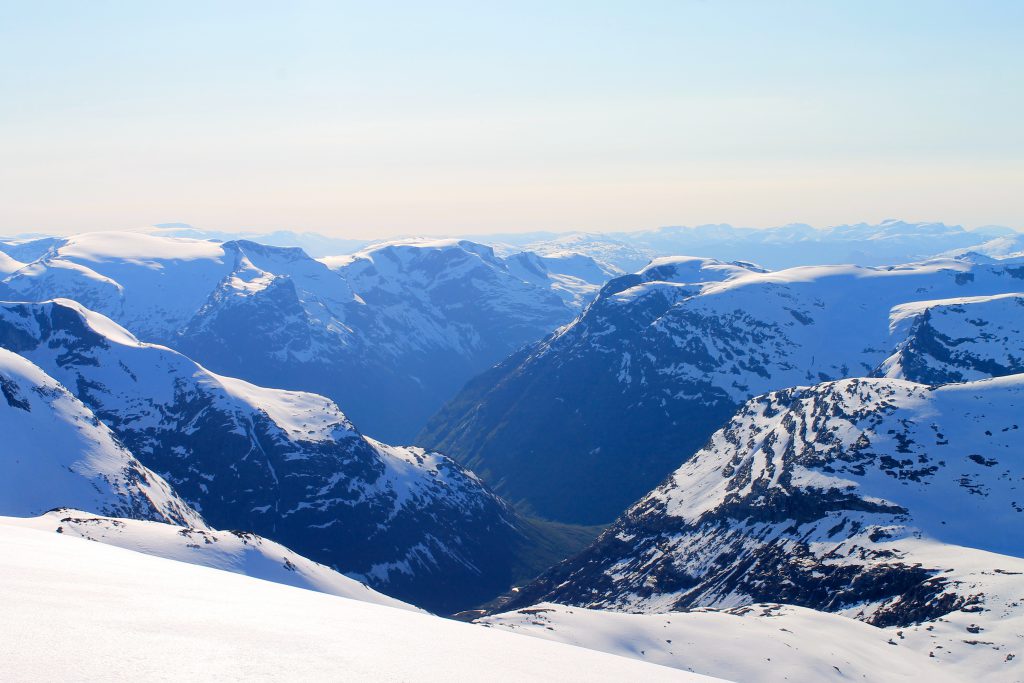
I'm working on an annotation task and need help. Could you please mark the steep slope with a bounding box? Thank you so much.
[0,251,25,276]
[0,523,703,682]
[0,231,593,440]
[0,347,201,527]
[875,293,1024,384]
[7,511,415,611]
[500,375,1024,677]
[480,603,956,682]
[0,299,534,612]
[423,256,1024,523]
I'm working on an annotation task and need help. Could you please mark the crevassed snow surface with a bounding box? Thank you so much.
[0,523,706,682]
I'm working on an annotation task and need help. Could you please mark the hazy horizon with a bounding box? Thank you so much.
[4,217,1023,243]
[2,1,1022,237]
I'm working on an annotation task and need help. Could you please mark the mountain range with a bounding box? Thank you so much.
[423,255,1024,523]
[3,222,1023,680]
[0,231,611,441]
[484,293,1024,678]
[0,298,588,612]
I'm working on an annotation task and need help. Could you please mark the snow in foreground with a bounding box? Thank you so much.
[480,603,957,683]
[0,523,708,682]
[4,512,417,612]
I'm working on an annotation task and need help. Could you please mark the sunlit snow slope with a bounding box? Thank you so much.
[5,511,416,611]
[480,603,957,683]
[0,523,706,682]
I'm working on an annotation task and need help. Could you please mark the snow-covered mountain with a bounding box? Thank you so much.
[513,232,656,273]
[498,373,1024,678]
[422,255,1024,523]
[940,233,1024,261]
[0,299,540,612]
[313,238,612,436]
[0,347,201,527]
[0,252,25,277]
[479,602,957,682]
[0,231,605,440]
[875,293,1024,384]
[0,521,701,682]
[7,511,415,611]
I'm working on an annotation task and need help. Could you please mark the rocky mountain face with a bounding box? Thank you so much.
[0,347,202,527]
[0,299,544,612]
[874,293,1024,384]
[422,256,1024,523]
[0,232,608,441]
[497,373,1024,676]
[313,239,609,438]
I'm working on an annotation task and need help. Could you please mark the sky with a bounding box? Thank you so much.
[1,1,1022,237]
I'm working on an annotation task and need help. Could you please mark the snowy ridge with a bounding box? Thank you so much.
[0,348,202,527]
[0,251,25,276]
[876,293,1024,384]
[5,511,416,611]
[0,299,523,612]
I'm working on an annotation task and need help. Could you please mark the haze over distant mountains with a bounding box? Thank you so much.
[5,218,1017,266]
[138,219,1022,268]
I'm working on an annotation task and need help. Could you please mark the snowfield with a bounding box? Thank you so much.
[0,522,707,682]
[4,511,416,612]
[480,602,957,683]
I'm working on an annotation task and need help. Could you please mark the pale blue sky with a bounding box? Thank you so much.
[1,1,1022,236]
